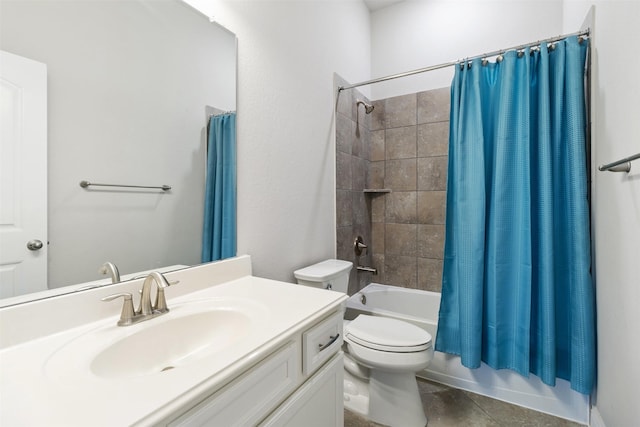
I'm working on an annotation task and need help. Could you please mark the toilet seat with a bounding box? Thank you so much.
[345,315,432,353]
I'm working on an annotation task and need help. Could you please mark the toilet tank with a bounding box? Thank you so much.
[294,259,353,293]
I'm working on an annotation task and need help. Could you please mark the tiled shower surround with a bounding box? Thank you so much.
[336,79,450,294]
[335,75,373,295]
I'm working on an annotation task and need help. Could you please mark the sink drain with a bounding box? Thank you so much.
[160,366,175,372]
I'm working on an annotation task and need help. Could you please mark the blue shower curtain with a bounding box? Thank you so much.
[202,112,236,262]
[435,36,595,395]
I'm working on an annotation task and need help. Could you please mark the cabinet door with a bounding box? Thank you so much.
[260,352,343,427]
[170,342,298,427]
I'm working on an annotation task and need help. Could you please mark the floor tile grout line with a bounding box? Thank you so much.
[461,390,507,427]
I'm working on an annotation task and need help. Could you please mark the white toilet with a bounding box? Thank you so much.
[294,259,433,427]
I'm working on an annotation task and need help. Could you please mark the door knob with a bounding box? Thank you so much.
[26,239,44,251]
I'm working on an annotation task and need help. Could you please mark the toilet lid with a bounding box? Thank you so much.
[345,315,432,353]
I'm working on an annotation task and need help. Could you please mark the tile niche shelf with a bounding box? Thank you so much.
[363,189,391,195]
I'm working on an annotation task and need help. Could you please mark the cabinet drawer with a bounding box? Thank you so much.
[302,311,343,375]
[169,342,298,427]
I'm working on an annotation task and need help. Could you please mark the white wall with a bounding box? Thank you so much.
[1,0,236,288]
[185,0,372,282]
[563,3,640,426]
[369,0,563,99]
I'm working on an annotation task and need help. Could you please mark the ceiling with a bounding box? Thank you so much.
[363,0,404,12]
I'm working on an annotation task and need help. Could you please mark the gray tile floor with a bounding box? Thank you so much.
[344,378,585,427]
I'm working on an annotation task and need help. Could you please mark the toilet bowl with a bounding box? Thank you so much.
[294,260,433,427]
[343,314,433,427]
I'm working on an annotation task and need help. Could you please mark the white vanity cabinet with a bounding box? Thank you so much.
[166,309,345,427]
[0,256,349,427]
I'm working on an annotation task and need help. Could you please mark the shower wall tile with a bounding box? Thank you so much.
[417,157,448,191]
[417,224,445,259]
[370,100,385,131]
[370,130,385,161]
[336,151,353,190]
[336,226,353,262]
[361,124,372,159]
[418,258,443,292]
[385,94,417,128]
[336,113,352,154]
[336,92,353,120]
[368,161,385,189]
[386,126,417,159]
[418,122,449,157]
[417,87,450,124]
[385,191,417,224]
[336,190,353,227]
[385,158,417,190]
[371,195,385,223]
[334,74,354,120]
[352,155,366,191]
[357,271,371,293]
[353,192,370,228]
[384,254,417,288]
[354,119,372,158]
[372,253,385,282]
[386,223,417,256]
[371,222,385,255]
[347,270,359,295]
[366,127,373,157]
[352,121,364,158]
[334,77,375,295]
[363,108,373,131]
[418,191,446,225]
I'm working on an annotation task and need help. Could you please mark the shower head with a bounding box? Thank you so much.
[356,99,374,114]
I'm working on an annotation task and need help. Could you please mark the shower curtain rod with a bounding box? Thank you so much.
[338,29,590,92]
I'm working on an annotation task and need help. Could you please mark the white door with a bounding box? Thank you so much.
[0,50,47,298]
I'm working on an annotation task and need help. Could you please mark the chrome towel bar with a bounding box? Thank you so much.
[79,180,171,191]
[598,153,640,173]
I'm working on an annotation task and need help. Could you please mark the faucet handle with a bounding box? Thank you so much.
[354,236,368,256]
[154,279,179,313]
[102,293,135,326]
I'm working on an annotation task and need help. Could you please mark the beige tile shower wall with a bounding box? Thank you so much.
[369,87,450,293]
[335,75,372,295]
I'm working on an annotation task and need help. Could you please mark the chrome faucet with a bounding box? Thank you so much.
[353,236,377,274]
[99,262,121,283]
[138,271,172,316]
[102,271,178,326]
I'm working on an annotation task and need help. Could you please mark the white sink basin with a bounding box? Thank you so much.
[91,309,252,379]
[44,298,269,382]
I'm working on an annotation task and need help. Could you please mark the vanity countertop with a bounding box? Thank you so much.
[0,257,347,426]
